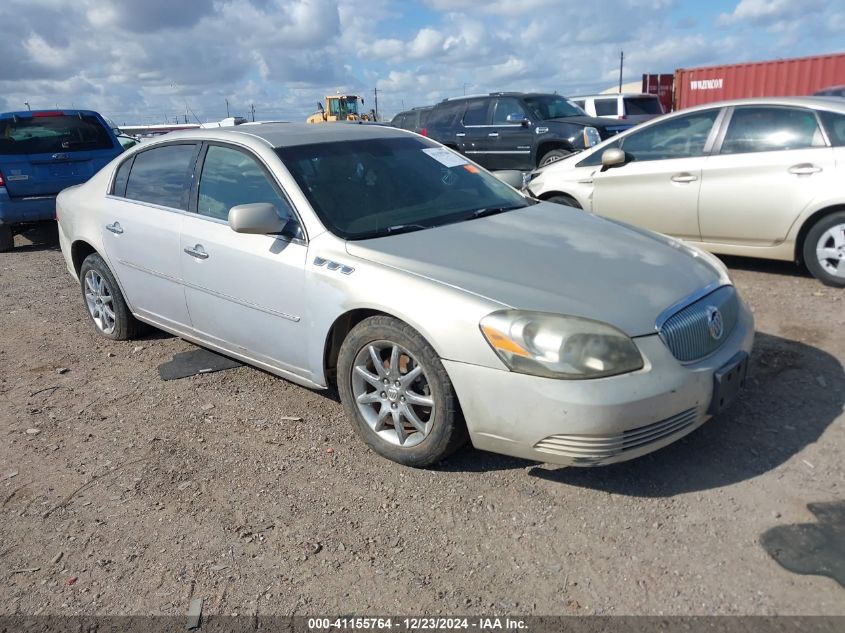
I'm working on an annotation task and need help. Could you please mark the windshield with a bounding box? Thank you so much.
[330,97,360,117]
[522,95,586,120]
[276,136,531,240]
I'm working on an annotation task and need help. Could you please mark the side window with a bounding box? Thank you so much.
[111,156,134,196]
[620,110,720,162]
[124,144,197,209]
[720,107,823,155]
[491,98,527,125]
[198,145,297,233]
[819,110,845,147]
[571,100,586,109]
[594,99,618,116]
[428,102,464,129]
[576,139,621,167]
[462,100,489,126]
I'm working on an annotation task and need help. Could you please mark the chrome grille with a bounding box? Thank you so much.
[534,408,699,464]
[658,285,739,362]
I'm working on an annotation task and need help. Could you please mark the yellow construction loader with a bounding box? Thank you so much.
[307,95,372,123]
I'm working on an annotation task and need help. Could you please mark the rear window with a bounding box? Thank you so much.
[0,114,114,155]
[624,97,663,115]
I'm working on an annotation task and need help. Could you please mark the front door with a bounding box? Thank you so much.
[591,108,721,240]
[180,143,308,374]
[489,97,534,170]
[100,143,199,331]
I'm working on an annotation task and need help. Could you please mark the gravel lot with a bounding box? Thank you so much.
[1,222,843,616]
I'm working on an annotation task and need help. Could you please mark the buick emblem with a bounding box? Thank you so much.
[706,306,724,340]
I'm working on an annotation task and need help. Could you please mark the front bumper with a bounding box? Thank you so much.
[444,301,754,466]
[0,189,57,225]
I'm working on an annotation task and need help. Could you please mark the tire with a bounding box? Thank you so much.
[803,211,845,288]
[79,253,146,340]
[546,194,582,209]
[0,223,13,252]
[538,149,571,167]
[337,315,468,467]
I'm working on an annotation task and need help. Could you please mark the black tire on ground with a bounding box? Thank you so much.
[546,194,582,209]
[79,253,146,340]
[538,149,572,167]
[803,211,845,288]
[337,315,468,467]
[0,223,13,252]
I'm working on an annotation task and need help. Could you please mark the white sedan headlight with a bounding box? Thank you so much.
[480,310,644,379]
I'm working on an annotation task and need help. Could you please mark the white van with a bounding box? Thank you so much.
[570,93,664,123]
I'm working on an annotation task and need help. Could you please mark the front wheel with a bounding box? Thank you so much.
[79,253,146,339]
[803,211,845,287]
[546,194,582,209]
[538,149,572,167]
[337,316,467,467]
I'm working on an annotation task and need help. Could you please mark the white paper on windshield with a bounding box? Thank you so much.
[422,147,468,168]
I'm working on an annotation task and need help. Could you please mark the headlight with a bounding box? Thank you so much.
[582,126,601,147]
[480,310,644,379]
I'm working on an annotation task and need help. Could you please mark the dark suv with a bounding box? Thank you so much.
[425,92,631,170]
[389,106,432,135]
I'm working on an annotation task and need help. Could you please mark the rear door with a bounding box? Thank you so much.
[591,108,722,240]
[0,112,121,198]
[101,142,199,331]
[456,99,492,165]
[698,106,835,245]
[180,143,308,374]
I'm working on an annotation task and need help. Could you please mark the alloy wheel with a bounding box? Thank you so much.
[351,340,435,447]
[84,270,116,334]
[815,223,845,280]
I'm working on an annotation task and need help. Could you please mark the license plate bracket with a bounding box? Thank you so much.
[709,351,749,415]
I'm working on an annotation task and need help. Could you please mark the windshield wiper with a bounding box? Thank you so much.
[469,204,531,220]
[355,223,429,239]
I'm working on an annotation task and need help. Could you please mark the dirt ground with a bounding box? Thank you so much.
[1,222,843,617]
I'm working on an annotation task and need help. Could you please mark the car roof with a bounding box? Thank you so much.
[569,93,657,99]
[153,121,414,149]
[0,109,103,119]
[680,96,845,113]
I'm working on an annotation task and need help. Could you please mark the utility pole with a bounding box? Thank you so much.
[24,101,30,111]
[225,98,230,118]
[618,51,624,93]
[250,103,255,122]
[373,87,379,121]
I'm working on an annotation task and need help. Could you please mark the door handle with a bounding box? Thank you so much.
[671,173,698,183]
[183,244,209,260]
[455,133,466,137]
[488,132,499,137]
[105,222,123,235]
[788,163,822,175]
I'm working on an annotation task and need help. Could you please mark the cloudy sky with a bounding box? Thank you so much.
[2,0,843,125]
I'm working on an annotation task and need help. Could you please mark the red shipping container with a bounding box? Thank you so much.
[673,52,845,110]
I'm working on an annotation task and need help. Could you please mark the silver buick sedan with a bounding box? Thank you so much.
[57,123,754,467]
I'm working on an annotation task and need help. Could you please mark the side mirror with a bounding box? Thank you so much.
[505,113,529,126]
[601,148,627,168]
[492,170,526,189]
[228,203,286,234]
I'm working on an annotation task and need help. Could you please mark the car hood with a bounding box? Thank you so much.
[345,203,723,337]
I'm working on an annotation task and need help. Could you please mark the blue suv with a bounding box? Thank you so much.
[0,109,123,251]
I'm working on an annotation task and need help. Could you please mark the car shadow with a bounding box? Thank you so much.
[717,254,811,280]
[12,221,60,252]
[522,331,843,496]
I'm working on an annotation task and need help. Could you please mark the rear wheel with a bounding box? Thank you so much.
[538,149,572,167]
[0,223,13,252]
[337,316,467,467]
[79,253,146,340]
[546,194,582,209]
[803,212,845,288]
